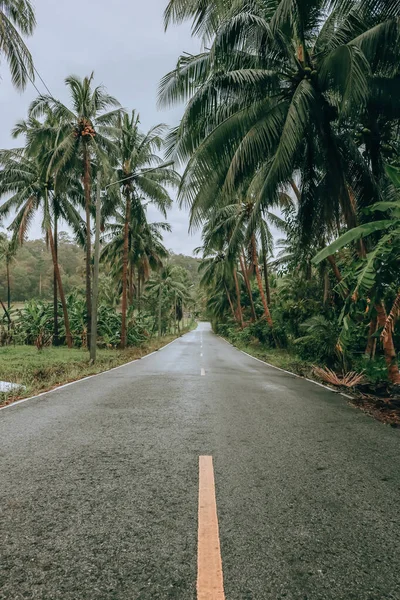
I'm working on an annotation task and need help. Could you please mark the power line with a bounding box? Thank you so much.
[26,73,42,96]
[19,61,43,97]
[19,59,54,99]
[33,66,53,97]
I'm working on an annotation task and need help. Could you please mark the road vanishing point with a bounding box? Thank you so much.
[1,323,400,599]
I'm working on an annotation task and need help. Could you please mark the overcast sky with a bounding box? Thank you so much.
[0,0,203,255]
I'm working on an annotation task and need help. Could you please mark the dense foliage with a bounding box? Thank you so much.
[162,0,400,385]
[0,69,198,352]
[1,0,400,385]
[0,234,200,348]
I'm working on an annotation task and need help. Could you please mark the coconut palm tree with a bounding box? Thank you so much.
[106,111,180,348]
[0,148,84,348]
[160,1,400,242]
[28,73,122,349]
[198,250,242,324]
[164,0,229,38]
[0,233,17,316]
[146,265,191,338]
[11,111,87,345]
[101,201,171,317]
[0,0,36,90]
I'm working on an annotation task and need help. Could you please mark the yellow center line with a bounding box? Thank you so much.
[197,456,225,600]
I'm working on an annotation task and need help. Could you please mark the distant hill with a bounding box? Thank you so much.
[168,252,201,287]
[0,237,201,304]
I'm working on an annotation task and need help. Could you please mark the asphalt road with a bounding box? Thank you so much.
[1,322,400,599]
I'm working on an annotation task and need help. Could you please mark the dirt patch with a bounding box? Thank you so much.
[349,384,400,427]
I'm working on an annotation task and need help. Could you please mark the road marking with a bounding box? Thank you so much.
[197,456,225,600]
[200,353,203,357]
[201,368,206,376]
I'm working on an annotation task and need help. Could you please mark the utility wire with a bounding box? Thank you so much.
[19,59,55,99]
[33,66,53,97]
[20,61,43,97]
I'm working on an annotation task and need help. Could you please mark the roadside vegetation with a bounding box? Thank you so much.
[161,0,400,416]
[0,0,200,402]
[1,0,400,417]
[0,331,196,407]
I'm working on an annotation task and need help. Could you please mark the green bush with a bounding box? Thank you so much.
[294,315,341,367]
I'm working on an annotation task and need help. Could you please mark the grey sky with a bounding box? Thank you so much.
[0,0,203,255]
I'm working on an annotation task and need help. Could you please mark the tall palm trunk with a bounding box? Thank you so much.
[6,261,10,311]
[53,215,59,346]
[6,261,11,332]
[47,226,72,349]
[365,316,377,359]
[138,276,141,314]
[323,269,330,305]
[290,179,301,201]
[233,267,244,328]
[174,291,177,334]
[83,146,92,350]
[121,187,131,349]
[375,301,400,384]
[158,283,162,338]
[129,265,134,305]
[225,284,237,322]
[262,250,271,305]
[327,255,342,284]
[251,235,273,327]
[239,251,256,322]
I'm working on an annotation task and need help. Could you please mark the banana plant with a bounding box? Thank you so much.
[313,165,400,384]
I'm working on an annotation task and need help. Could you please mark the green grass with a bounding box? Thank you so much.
[0,332,190,407]
[224,337,315,377]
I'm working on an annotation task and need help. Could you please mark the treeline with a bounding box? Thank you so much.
[0,236,200,303]
[0,235,84,302]
[162,0,400,385]
[0,65,203,354]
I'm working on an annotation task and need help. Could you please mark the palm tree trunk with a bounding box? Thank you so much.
[290,179,301,201]
[121,188,131,349]
[174,291,177,334]
[262,251,271,305]
[158,283,162,338]
[48,226,72,349]
[225,285,236,321]
[138,276,141,314]
[365,316,377,359]
[239,251,256,322]
[323,269,330,305]
[327,255,342,284]
[375,300,400,384]
[53,215,59,346]
[251,235,273,327]
[83,146,92,351]
[6,261,11,333]
[233,267,244,328]
[90,172,102,363]
[6,262,10,311]
[129,265,134,305]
